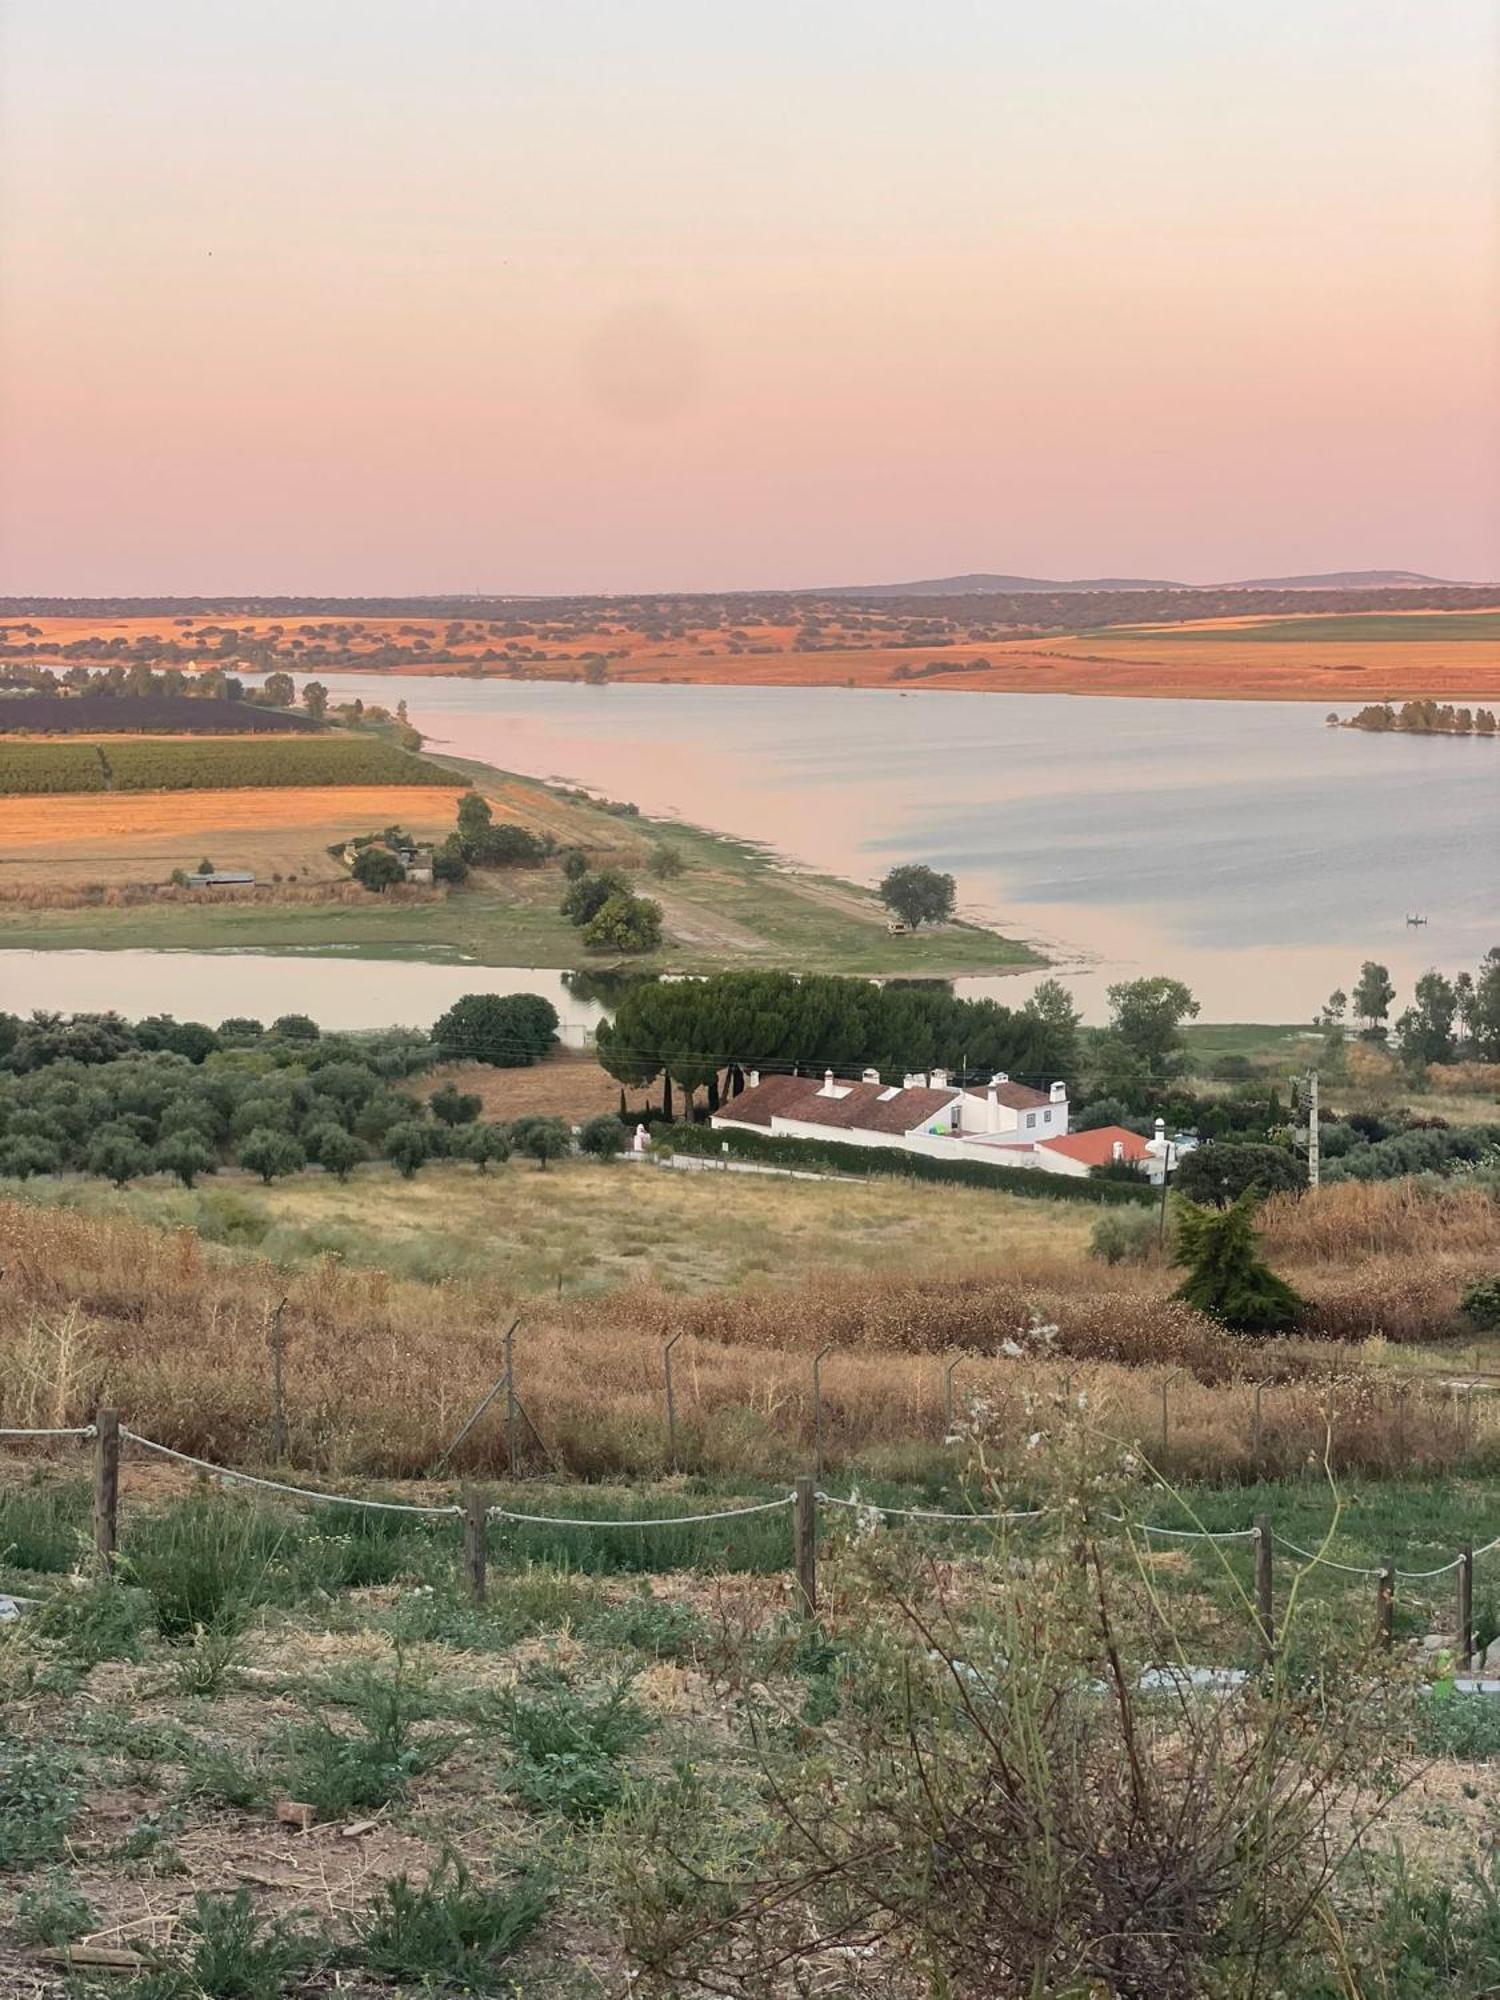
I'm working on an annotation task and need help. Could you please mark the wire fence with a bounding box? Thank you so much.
[4,1413,1500,1667]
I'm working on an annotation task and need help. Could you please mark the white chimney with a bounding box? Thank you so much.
[1155,1117,1166,1140]
[1050,1081,1067,1104]
[1112,1139,1125,1163]
[990,1072,1009,1087]
[821,1068,837,1097]
[930,1067,949,1091]
[903,1072,921,1089]
[861,1067,880,1085]
[748,1069,760,1088]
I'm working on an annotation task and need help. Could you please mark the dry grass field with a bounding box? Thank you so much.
[421,1056,628,1123]
[0,785,466,887]
[4,1174,1496,1484]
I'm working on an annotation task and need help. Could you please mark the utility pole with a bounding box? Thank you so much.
[1292,1068,1320,1189]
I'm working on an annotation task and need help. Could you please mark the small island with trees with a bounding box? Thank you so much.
[1330,699,1499,738]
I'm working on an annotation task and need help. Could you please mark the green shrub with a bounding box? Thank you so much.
[1461,1275,1500,1332]
[14,1869,96,1947]
[122,1498,293,1639]
[281,1654,460,1818]
[0,1737,80,1869]
[30,1575,153,1665]
[353,1855,547,1989]
[1088,1207,1161,1265]
[170,1886,324,2000]
[0,1479,89,1574]
[493,1673,650,1822]
[578,1112,626,1158]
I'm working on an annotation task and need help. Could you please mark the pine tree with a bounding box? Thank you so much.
[1172,1191,1303,1333]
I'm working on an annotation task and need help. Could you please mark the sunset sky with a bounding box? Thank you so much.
[2,1,1496,594]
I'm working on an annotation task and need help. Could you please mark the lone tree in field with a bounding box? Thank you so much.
[1352,960,1395,1036]
[353,846,404,893]
[1172,1190,1302,1333]
[878,863,956,929]
[431,993,559,1068]
[1104,976,1200,1084]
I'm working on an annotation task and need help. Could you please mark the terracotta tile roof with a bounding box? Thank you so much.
[712,1074,813,1128]
[1037,1126,1149,1167]
[715,1075,959,1136]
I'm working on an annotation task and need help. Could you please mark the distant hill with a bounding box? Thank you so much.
[827,573,1185,597]
[1220,569,1469,589]
[830,568,1487,597]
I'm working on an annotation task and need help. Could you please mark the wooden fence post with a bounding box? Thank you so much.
[1376,1558,1395,1651]
[504,1326,518,1477]
[794,1476,817,1617]
[1254,1514,1274,1662]
[92,1407,120,1569]
[1458,1543,1475,1668]
[462,1488,487,1606]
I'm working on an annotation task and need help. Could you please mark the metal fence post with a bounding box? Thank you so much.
[664,1333,684,1473]
[1458,1543,1475,1668]
[504,1325,518,1477]
[93,1407,120,1569]
[794,1476,817,1616]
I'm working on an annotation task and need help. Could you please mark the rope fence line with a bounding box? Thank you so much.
[0,1426,96,1441]
[818,1492,1049,1524]
[487,1495,794,1530]
[121,1432,464,1518]
[1,1415,1497,1657]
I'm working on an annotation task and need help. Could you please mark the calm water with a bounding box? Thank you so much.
[3,677,1495,1027]
[347,675,1498,1021]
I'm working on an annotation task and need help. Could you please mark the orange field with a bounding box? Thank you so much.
[8,608,1499,703]
[0,785,465,886]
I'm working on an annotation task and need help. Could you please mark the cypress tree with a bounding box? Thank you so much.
[1172,1190,1303,1333]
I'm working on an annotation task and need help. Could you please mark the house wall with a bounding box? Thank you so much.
[955,1090,1068,1141]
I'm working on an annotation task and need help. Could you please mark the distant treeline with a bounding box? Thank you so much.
[1336,701,1499,737]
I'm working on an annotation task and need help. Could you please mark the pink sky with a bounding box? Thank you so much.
[2,1,1496,593]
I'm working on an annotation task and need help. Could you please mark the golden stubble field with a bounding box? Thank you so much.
[0,785,467,885]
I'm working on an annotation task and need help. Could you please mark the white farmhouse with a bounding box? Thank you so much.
[710,1068,1192,1183]
[711,1067,1069,1166]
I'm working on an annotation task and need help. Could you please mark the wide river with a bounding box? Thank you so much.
[3,677,1495,1026]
